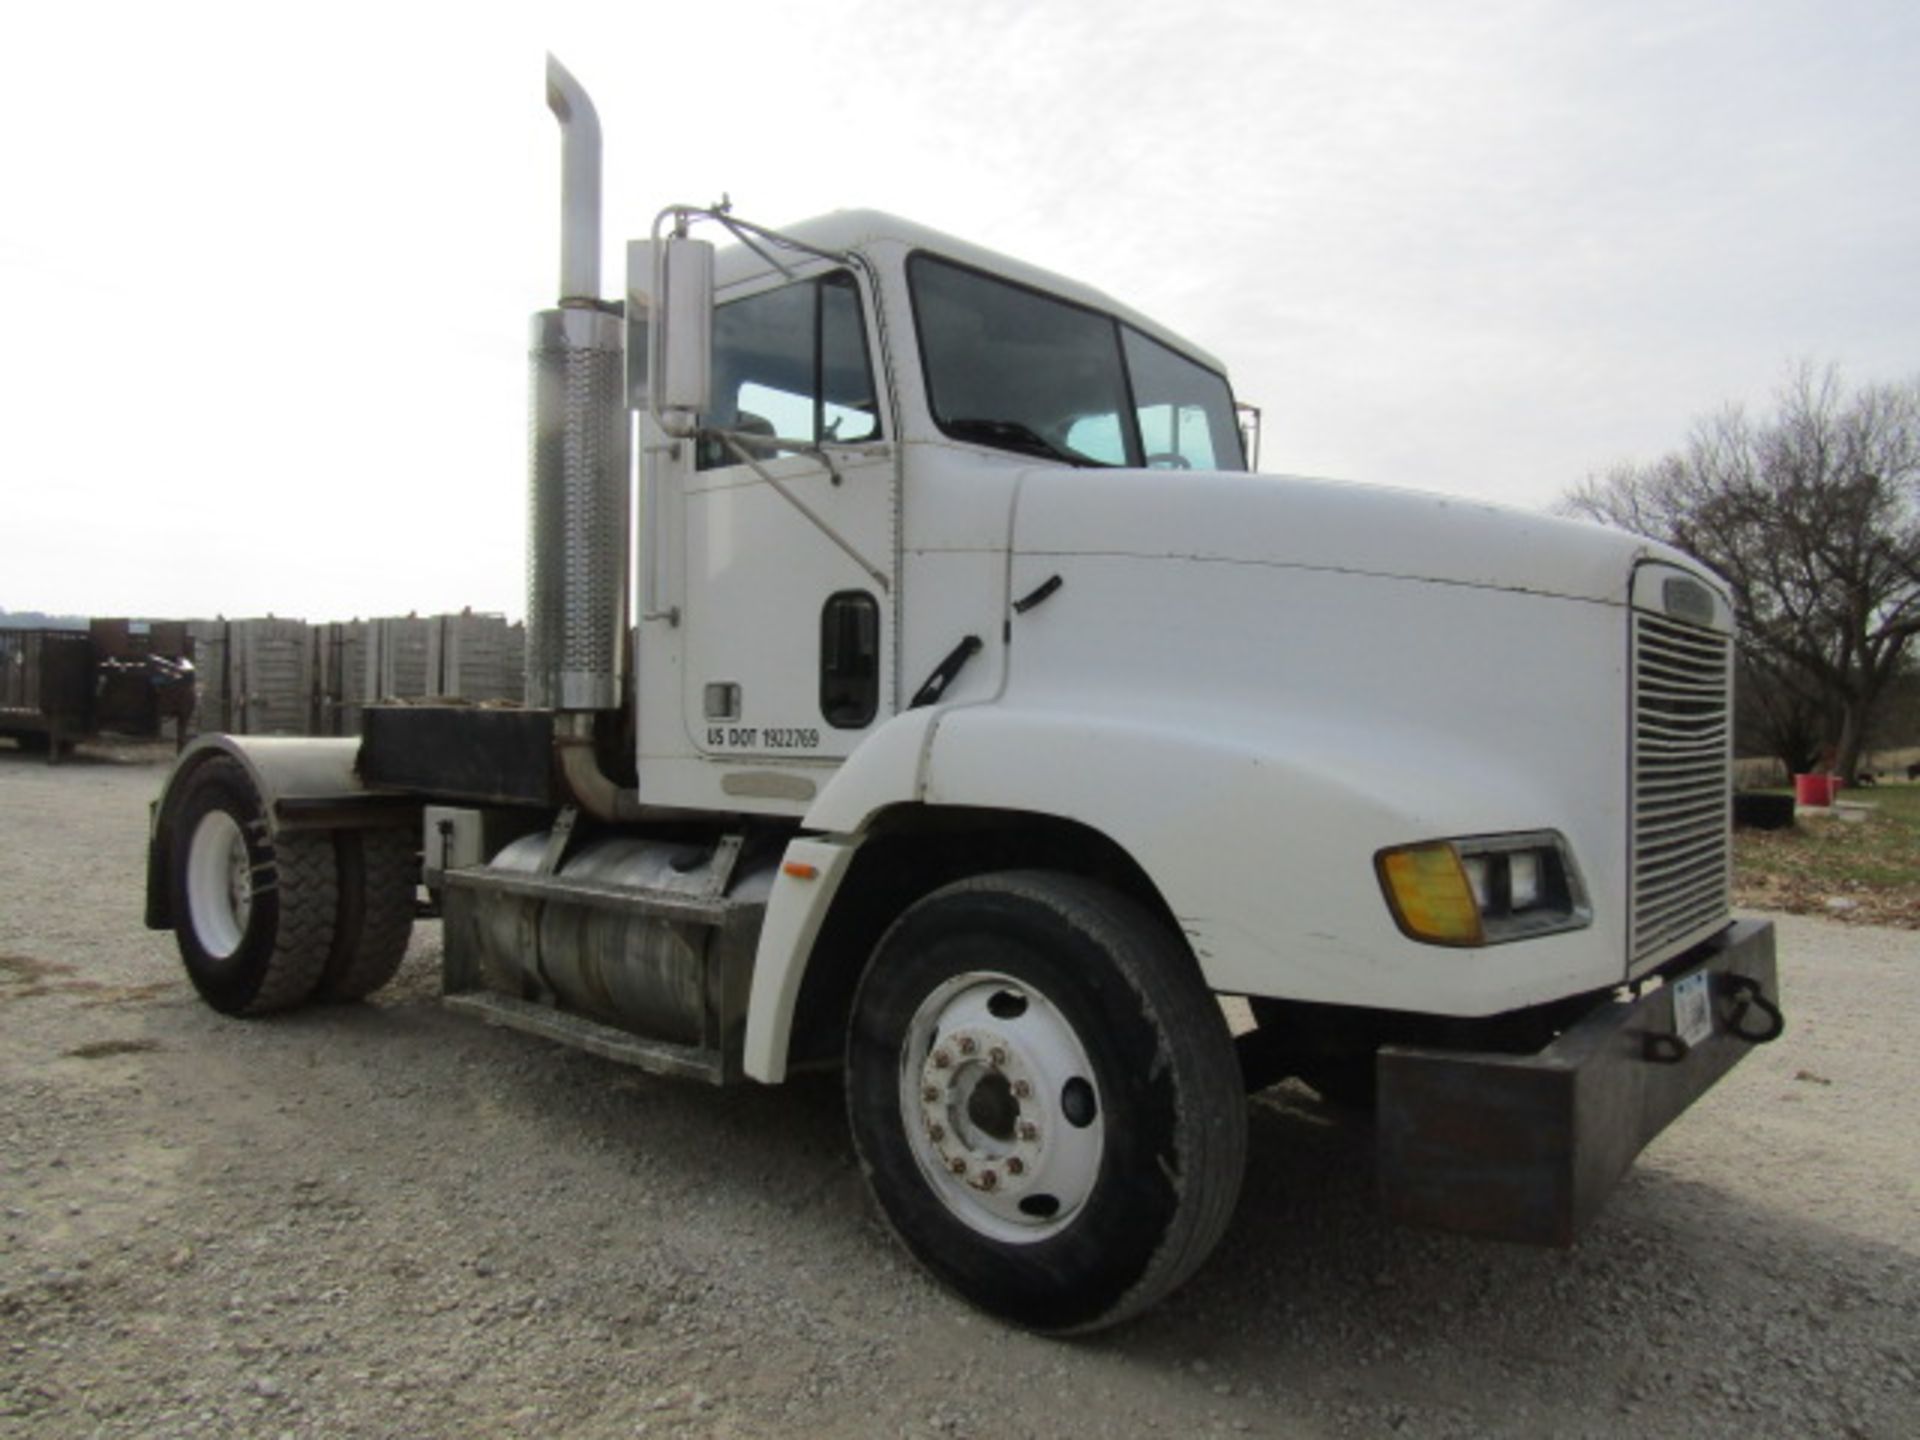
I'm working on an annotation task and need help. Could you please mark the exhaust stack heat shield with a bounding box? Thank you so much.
[526,305,628,711]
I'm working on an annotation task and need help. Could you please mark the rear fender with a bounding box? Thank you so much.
[145,734,416,930]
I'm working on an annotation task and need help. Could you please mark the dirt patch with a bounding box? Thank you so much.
[62,1039,164,1060]
[0,954,73,983]
[0,956,171,1009]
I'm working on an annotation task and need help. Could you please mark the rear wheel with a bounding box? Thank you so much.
[317,828,416,1001]
[846,872,1246,1333]
[169,758,336,1015]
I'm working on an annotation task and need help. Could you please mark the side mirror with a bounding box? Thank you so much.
[651,235,714,437]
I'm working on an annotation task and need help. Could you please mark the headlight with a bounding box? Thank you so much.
[1377,832,1590,947]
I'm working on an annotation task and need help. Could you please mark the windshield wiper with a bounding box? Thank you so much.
[943,417,1110,468]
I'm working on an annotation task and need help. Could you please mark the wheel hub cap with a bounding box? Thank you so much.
[901,974,1104,1244]
[185,810,254,960]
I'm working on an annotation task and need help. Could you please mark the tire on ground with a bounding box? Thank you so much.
[168,756,336,1016]
[846,870,1247,1334]
[318,828,417,1002]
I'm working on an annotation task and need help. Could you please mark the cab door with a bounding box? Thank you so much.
[680,267,896,770]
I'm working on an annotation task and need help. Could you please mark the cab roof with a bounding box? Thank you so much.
[714,208,1232,380]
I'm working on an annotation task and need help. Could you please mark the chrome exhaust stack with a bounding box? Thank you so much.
[527,56,637,818]
[545,54,603,306]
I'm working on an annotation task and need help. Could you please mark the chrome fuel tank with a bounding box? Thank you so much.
[451,831,772,1053]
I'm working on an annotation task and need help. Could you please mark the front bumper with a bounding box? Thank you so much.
[1377,919,1780,1245]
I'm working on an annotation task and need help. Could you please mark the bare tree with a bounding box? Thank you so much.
[1566,365,1920,781]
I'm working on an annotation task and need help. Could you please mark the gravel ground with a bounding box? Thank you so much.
[2,743,1916,1439]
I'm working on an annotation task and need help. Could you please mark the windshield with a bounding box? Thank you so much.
[908,253,1245,471]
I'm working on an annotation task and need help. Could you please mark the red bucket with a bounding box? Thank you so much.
[1793,773,1838,806]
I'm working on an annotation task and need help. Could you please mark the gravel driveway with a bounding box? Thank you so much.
[2,745,1915,1438]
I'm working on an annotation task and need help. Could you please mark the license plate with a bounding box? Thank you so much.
[1671,971,1713,1048]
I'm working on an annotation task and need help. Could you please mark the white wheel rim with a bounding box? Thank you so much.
[186,810,253,959]
[898,971,1104,1245]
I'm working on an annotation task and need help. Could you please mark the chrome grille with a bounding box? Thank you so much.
[1631,613,1732,965]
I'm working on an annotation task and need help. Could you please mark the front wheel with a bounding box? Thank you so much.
[846,872,1246,1333]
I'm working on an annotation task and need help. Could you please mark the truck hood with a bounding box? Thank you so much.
[1009,467,1693,608]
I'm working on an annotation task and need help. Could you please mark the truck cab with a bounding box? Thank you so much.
[632,211,1248,814]
[143,57,1780,1334]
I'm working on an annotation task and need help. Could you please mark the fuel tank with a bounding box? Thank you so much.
[457,832,773,1048]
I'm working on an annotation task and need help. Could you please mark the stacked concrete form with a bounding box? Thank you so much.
[194,612,525,738]
[196,618,314,736]
[429,611,526,706]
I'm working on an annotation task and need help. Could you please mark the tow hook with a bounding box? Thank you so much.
[1642,972,1784,1064]
[1719,973,1785,1045]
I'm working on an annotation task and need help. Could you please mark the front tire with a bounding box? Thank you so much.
[169,757,337,1015]
[846,872,1246,1333]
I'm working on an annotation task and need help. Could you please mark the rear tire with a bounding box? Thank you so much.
[168,757,336,1016]
[317,828,416,1001]
[846,872,1246,1333]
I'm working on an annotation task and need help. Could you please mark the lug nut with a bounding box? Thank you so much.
[929,1124,946,1143]
[1006,1157,1025,1176]
[1012,1080,1033,1100]
[949,1157,967,1175]
[989,1046,1008,1067]
[958,1036,977,1056]
[1018,1121,1039,1141]
[977,1170,999,1191]
[933,1049,953,1070]
[922,1085,940,1103]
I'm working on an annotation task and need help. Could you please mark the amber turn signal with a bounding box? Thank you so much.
[1377,843,1485,946]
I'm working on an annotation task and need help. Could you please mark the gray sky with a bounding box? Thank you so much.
[3,0,1915,620]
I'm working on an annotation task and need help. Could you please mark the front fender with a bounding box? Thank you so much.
[740,712,940,1081]
[922,705,1623,1016]
[801,707,944,835]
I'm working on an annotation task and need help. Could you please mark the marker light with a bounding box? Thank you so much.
[1378,844,1485,946]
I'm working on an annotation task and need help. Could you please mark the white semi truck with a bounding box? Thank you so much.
[144,58,1782,1333]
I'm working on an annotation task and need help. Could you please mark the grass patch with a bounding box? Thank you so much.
[1736,783,1920,926]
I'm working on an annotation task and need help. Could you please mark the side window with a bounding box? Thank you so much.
[820,591,881,728]
[699,271,881,470]
[819,274,879,442]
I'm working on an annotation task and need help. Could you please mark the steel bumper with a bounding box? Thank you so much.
[1376,919,1780,1246]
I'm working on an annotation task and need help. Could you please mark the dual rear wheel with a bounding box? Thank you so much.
[169,757,415,1016]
